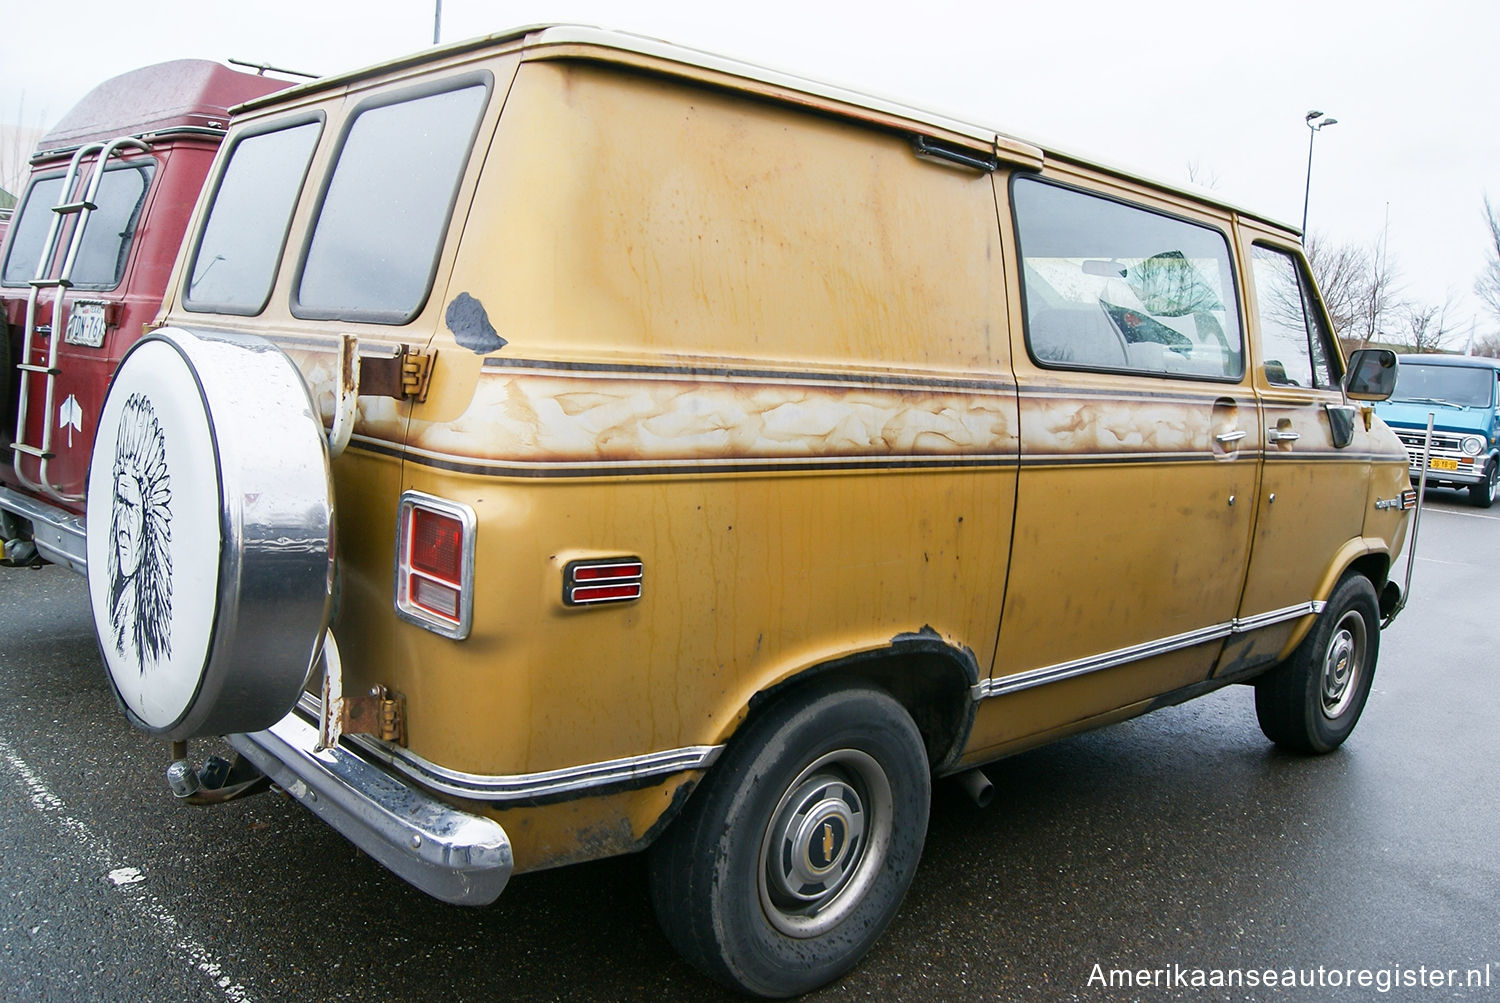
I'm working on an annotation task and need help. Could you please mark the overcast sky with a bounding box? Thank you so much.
[3,0,1496,343]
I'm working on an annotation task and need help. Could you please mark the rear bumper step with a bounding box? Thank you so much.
[228,707,513,906]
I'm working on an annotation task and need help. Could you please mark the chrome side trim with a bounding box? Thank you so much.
[973,601,1328,700]
[0,485,87,573]
[296,692,723,802]
[228,707,512,906]
[1232,600,1326,634]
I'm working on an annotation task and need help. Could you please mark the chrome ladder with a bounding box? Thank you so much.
[11,136,151,503]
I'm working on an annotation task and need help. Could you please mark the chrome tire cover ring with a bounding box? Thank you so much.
[86,327,333,740]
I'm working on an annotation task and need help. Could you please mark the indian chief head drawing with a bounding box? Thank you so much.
[107,392,173,671]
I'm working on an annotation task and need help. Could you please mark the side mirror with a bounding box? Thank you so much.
[1345,349,1398,401]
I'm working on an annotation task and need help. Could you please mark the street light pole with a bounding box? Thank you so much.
[1301,109,1338,235]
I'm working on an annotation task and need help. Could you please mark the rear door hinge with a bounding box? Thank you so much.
[341,685,407,745]
[359,345,436,403]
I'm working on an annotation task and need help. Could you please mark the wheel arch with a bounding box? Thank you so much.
[743,628,980,777]
[1279,543,1392,658]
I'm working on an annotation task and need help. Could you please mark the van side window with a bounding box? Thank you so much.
[1,176,67,285]
[69,163,156,290]
[185,119,323,314]
[1013,178,1243,380]
[1249,244,1337,389]
[294,81,489,323]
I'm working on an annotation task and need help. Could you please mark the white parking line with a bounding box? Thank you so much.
[1425,506,1500,522]
[0,737,253,1003]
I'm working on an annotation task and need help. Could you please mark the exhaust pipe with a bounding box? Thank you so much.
[166,747,271,805]
[958,767,994,808]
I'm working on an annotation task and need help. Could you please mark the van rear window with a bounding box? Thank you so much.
[293,80,489,324]
[185,119,323,314]
[1,176,66,286]
[3,163,155,290]
[70,163,155,289]
[1013,178,1243,380]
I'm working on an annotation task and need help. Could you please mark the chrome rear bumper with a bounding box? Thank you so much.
[228,707,513,906]
[0,485,87,573]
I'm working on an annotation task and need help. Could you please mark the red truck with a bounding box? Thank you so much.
[1,60,290,572]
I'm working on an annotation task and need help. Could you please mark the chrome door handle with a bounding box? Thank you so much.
[1215,429,1248,444]
[1267,427,1301,443]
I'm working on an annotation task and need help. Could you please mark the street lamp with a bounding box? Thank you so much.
[1301,110,1338,234]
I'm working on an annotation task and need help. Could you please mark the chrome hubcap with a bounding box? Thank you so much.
[758,749,893,938]
[1320,611,1366,719]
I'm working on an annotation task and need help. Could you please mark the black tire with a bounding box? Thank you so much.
[649,681,930,997]
[1255,574,1380,754]
[1469,458,1498,508]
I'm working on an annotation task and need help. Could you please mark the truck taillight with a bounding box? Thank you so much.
[395,492,475,639]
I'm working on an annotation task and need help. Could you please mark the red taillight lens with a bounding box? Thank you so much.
[411,507,463,583]
[395,493,474,639]
[564,559,643,606]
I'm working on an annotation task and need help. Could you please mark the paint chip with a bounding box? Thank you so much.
[108,866,146,887]
[445,292,506,354]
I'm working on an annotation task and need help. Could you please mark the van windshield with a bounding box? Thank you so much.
[1391,363,1496,409]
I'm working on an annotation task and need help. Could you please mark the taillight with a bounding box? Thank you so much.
[395,492,475,639]
[564,558,644,606]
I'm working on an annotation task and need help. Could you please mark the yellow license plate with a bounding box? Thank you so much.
[1430,457,1460,472]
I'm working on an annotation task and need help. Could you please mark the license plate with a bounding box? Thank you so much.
[1429,457,1459,472]
[64,302,107,348]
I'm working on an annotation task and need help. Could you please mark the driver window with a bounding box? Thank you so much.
[1012,178,1243,380]
[1249,244,1337,389]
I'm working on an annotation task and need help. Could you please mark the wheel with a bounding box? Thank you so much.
[649,681,930,997]
[1468,458,1498,508]
[85,327,333,740]
[1255,575,1380,754]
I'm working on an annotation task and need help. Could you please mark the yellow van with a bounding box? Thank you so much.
[83,25,1412,996]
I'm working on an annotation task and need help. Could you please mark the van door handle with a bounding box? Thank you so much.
[1267,427,1301,443]
[1215,429,1247,445]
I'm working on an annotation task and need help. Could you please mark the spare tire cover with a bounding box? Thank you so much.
[85,326,333,741]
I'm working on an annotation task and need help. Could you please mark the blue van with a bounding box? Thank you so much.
[1375,354,1500,507]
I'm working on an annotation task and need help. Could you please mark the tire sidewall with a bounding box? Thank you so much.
[1299,576,1380,752]
[697,685,929,996]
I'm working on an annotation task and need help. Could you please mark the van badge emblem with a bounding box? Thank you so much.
[107,393,174,672]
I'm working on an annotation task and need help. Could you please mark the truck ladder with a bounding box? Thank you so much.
[11,135,152,503]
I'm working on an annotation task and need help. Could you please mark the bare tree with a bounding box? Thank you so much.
[1478,195,1500,325]
[1473,332,1500,359]
[1305,232,1369,337]
[1398,297,1457,353]
[2,97,48,202]
[1185,160,1221,191]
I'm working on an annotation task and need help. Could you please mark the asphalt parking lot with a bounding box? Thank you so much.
[2,488,1497,1001]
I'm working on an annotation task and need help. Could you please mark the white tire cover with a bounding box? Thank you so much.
[85,327,333,740]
